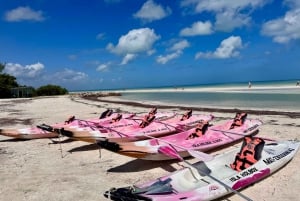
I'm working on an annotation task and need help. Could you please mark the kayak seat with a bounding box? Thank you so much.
[99,109,113,119]
[133,178,173,195]
[193,161,211,176]
[104,187,151,201]
[230,136,265,172]
[230,112,247,129]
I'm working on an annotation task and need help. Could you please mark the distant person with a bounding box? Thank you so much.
[296,81,300,86]
[248,81,252,88]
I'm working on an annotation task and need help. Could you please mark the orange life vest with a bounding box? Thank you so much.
[230,112,247,129]
[230,137,265,172]
[181,110,192,121]
[139,114,155,128]
[186,121,209,139]
[111,114,122,123]
[65,115,75,124]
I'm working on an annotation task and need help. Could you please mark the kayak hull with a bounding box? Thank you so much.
[60,113,214,143]
[0,113,135,140]
[98,119,262,160]
[104,140,300,201]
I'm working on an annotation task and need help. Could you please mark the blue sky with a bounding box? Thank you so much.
[1,0,300,91]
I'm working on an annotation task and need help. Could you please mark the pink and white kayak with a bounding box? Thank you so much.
[58,113,214,143]
[98,118,262,160]
[0,112,135,139]
[104,139,300,201]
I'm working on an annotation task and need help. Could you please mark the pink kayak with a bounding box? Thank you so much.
[98,118,262,160]
[0,112,135,139]
[58,113,214,143]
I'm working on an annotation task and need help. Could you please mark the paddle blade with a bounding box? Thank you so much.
[188,150,214,161]
[158,145,183,161]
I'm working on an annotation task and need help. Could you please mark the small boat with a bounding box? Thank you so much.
[58,113,214,143]
[0,111,135,139]
[98,118,262,160]
[104,138,300,201]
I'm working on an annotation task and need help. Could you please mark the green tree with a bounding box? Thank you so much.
[36,84,68,96]
[0,62,19,98]
[0,62,5,72]
[0,62,68,98]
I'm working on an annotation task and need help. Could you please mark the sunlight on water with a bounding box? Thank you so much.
[115,80,300,112]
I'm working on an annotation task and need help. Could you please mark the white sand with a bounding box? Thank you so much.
[0,95,299,201]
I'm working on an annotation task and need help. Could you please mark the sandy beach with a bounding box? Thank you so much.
[0,95,299,201]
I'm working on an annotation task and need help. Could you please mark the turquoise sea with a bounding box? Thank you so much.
[104,80,300,112]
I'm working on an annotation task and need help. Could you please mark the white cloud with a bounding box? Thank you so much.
[180,21,213,36]
[106,28,160,63]
[169,40,190,51]
[181,0,269,31]
[54,69,88,81]
[215,11,250,32]
[156,51,182,64]
[121,54,136,65]
[284,0,300,8]
[134,0,172,22]
[68,54,77,60]
[182,0,267,13]
[156,40,190,64]
[5,6,45,22]
[195,36,243,59]
[261,8,300,43]
[96,62,111,72]
[4,62,44,78]
[147,49,156,56]
[96,33,105,40]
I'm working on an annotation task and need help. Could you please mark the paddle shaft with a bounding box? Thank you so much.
[151,120,253,200]
[183,160,253,201]
[140,132,213,161]
[152,114,214,132]
[153,120,186,132]
[63,119,133,138]
[211,128,276,142]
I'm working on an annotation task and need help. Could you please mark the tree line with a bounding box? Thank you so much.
[0,62,68,98]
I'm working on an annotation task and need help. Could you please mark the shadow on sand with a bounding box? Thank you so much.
[48,138,75,144]
[107,158,178,173]
[68,143,100,152]
[0,138,31,142]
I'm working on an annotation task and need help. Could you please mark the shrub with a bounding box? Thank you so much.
[36,84,68,96]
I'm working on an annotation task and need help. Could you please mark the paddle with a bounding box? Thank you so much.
[152,119,187,132]
[154,130,252,200]
[129,113,177,124]
[182,158,253,201]
[143,122,253,200]
[38,122,132,139]
[152,114,214,132]
[73,113,136,125]
[138,132,214,162]
[211,127,276,142]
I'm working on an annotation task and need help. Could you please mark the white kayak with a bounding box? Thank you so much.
[104,139,300,201]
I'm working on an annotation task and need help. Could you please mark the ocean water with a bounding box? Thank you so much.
[110,80,300,112]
